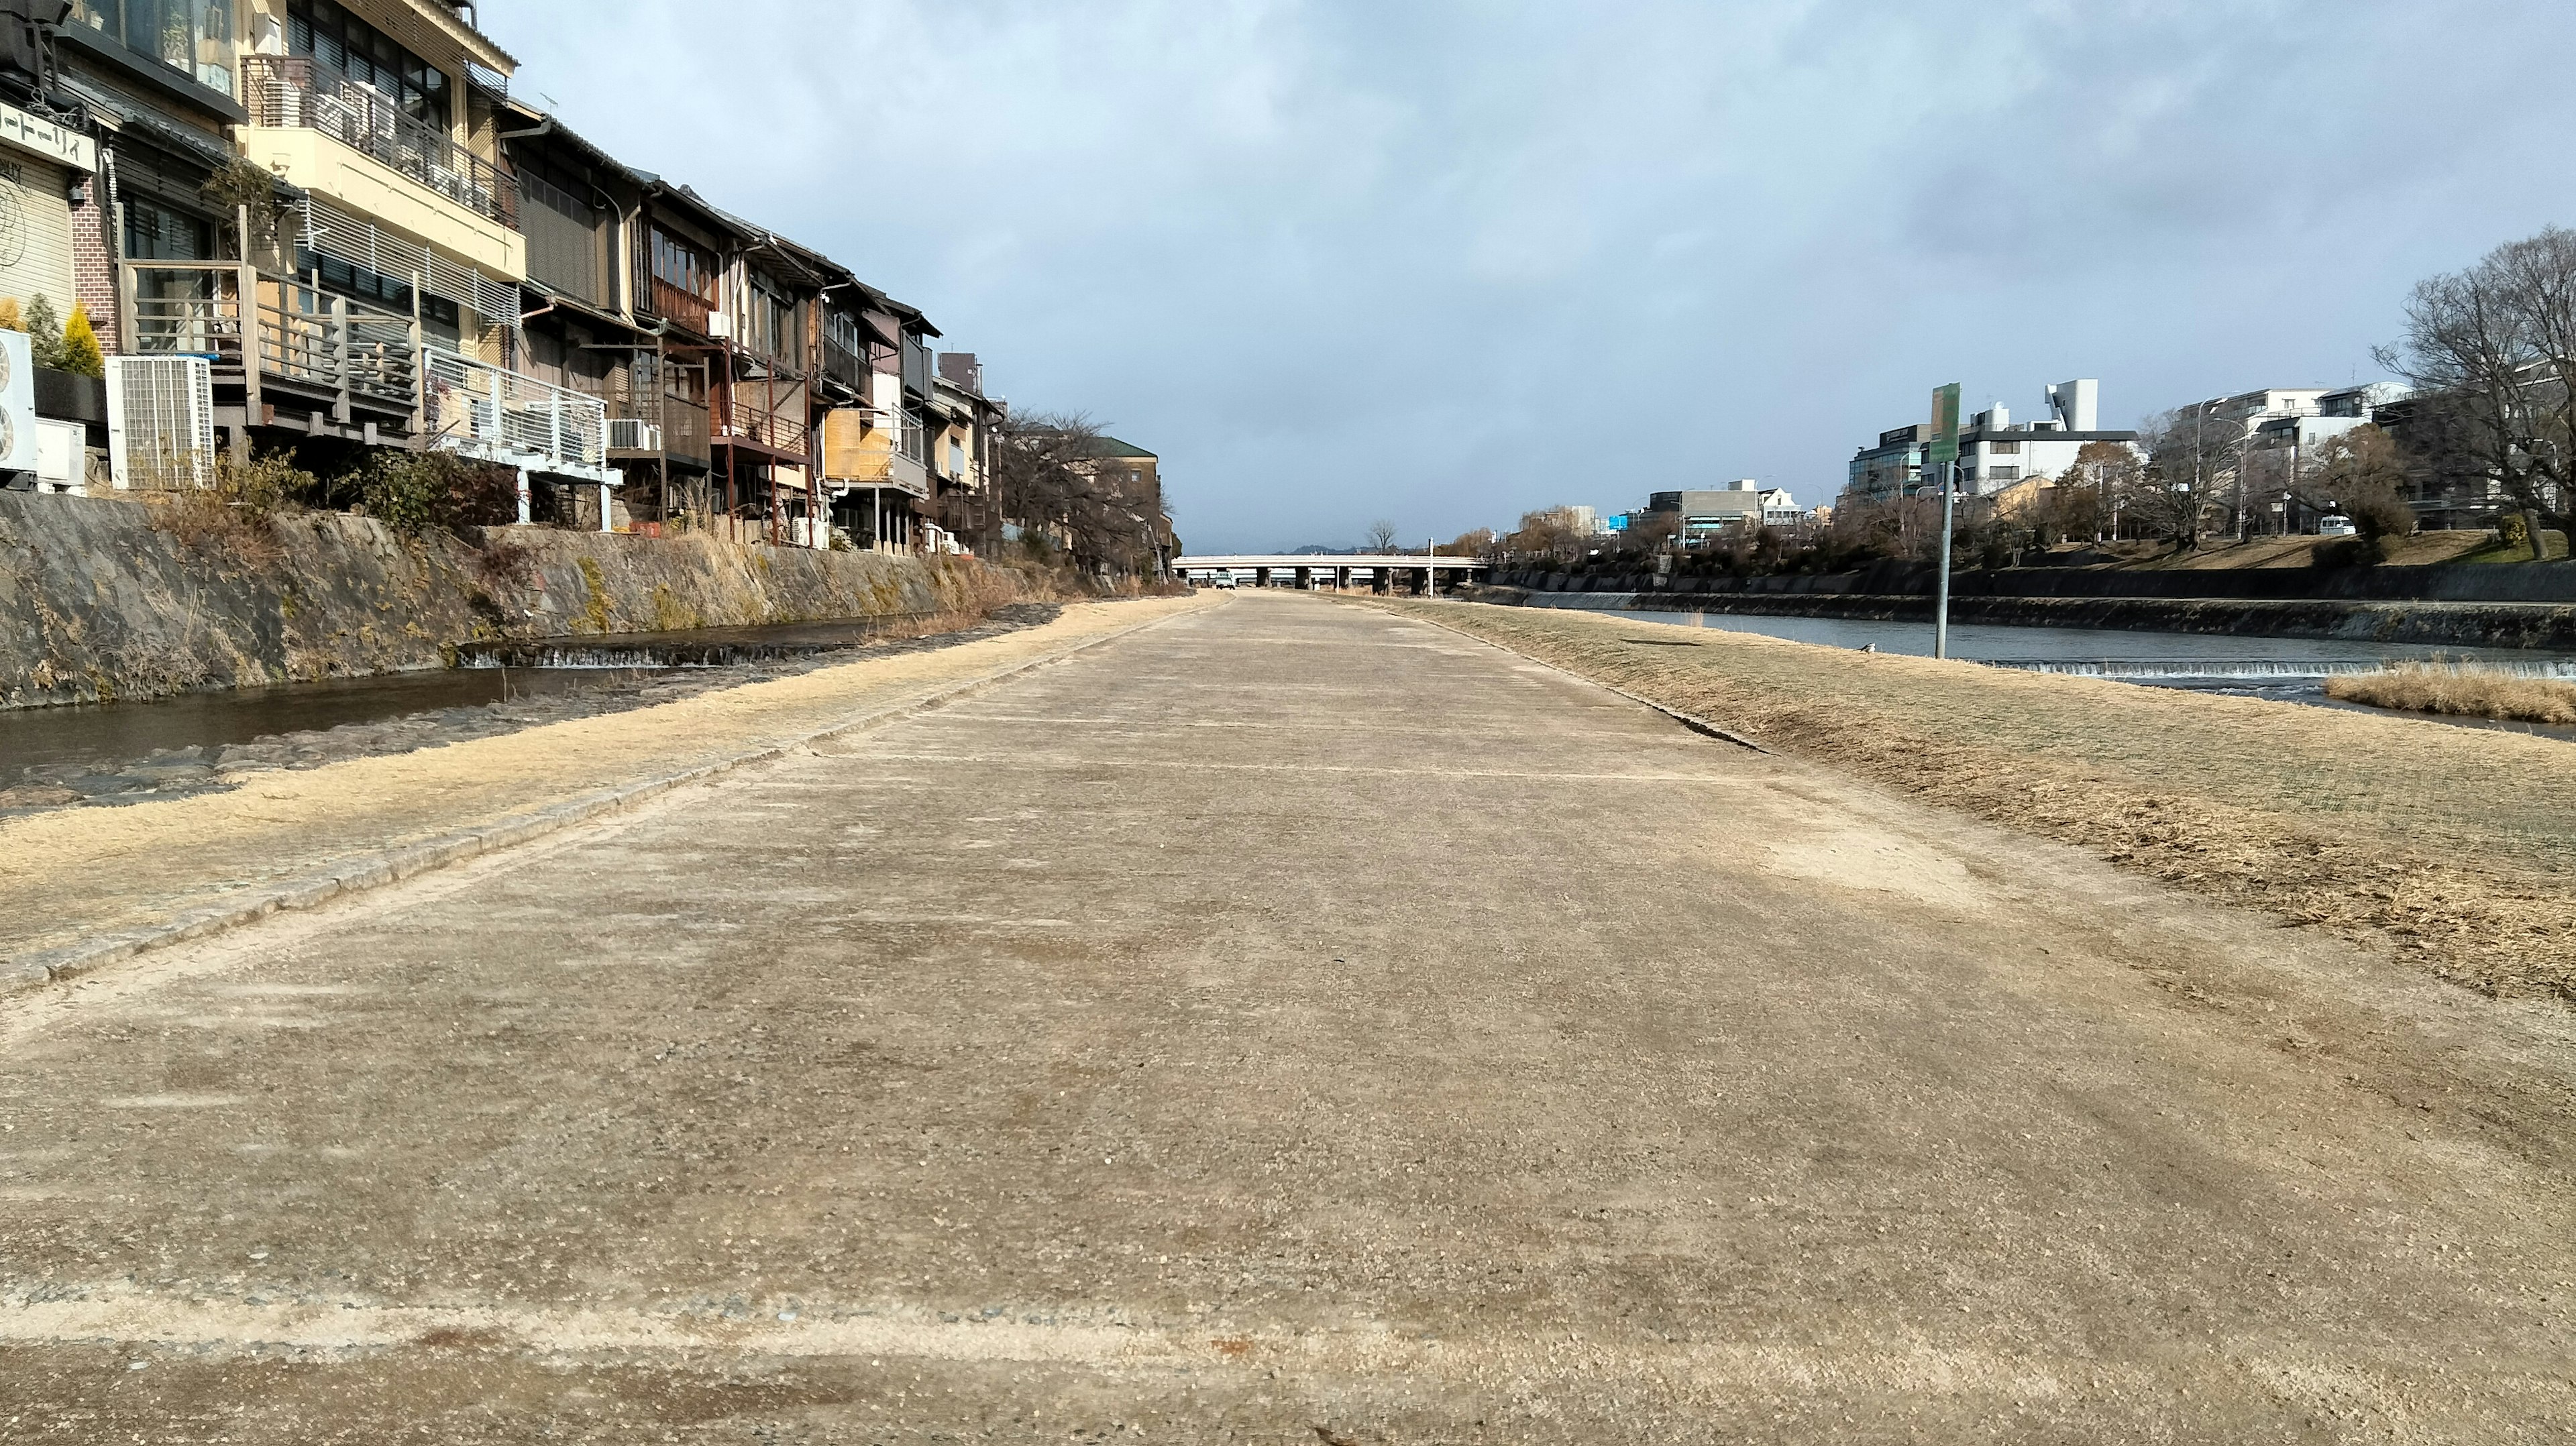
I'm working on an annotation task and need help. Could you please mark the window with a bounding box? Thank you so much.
[288,0,448,131]
[299,246,461,343]
[1990,440,2019,455]
[1989,465,2021,482]
[947,437,965,478]
[746,272,797,360]
[826,309,864,358]
[70,0,238,95]
[124,197,215,261]
[649,229,714,302]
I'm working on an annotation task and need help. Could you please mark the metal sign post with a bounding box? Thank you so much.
[1927,383,1962,660]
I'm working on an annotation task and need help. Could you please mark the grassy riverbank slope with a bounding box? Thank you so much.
[1366,597,2576,1001]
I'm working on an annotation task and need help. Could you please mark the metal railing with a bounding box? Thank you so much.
[245,55,519,229]
[122,261,420,413]
[721,378,810,457]
[423,348,608,474]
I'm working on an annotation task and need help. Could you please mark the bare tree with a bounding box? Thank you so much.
[993,410,1173,578]
[2045,440,2138,543]
[2296,424,2418,551]
[1501,506,1589,563]
[1364,519,1400,553]
[2376,225,2576,559]
[2131,405,2244,548]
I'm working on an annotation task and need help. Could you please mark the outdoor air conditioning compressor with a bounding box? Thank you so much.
[107,355,215,492]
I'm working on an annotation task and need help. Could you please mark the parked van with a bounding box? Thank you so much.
[2316,515,2357,537]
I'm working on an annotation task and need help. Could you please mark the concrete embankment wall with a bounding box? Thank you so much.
[1497,587,2576,651]
[0,492,1012,709]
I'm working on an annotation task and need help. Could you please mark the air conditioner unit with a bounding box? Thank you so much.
[0,329,35,477]
[107,355,217,492]
[606,417,662,452]
[34,419,86,494]
[704,310,733,339]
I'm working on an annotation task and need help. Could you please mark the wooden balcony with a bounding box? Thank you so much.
[120,261,421,425]
[718,376,810,461]
[649,278,714,336]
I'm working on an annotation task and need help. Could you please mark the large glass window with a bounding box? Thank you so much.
[124,197,215,261]
[286,0,449,132]
[70,0,237,95]
[649,229,714,302]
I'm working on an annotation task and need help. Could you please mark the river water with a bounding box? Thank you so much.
[1536,598,2576,738]
[0,606,1057,807]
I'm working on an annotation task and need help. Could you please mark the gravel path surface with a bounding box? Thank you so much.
[1,592,2570,1440]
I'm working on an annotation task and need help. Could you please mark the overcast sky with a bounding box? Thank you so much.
[492,0,2576,552]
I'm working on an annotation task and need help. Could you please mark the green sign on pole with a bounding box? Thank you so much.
[1927,382,1962,467]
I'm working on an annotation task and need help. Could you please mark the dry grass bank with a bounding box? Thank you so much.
[2326,661,2576,724]
[1366,598,2576,1001]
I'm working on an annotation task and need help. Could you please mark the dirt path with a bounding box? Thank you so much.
[2,592,2571,1441]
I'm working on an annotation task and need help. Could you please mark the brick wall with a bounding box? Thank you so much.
[70,184,115,356]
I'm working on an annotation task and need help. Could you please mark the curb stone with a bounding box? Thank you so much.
[1,603,1204,998]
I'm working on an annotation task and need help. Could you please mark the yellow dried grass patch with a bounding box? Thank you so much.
[2325,662,2576,725]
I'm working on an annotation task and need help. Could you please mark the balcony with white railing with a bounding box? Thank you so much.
[423,348,614,483]
[239,54,526,280]
[246,55,519,227]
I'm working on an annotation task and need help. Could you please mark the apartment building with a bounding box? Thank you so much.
[1845,380,2136,503]
[1646,482,1801,541]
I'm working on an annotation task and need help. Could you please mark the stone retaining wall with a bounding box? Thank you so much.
[0,492,1011,708]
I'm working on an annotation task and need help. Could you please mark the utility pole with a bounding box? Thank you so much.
[1928,383,1962,660]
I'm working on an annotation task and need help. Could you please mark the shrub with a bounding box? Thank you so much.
[148,448,316,562]
[22,294,61,369]
[350,451,521,536]
[56,304,103,378]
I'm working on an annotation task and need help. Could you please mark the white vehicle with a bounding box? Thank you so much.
[1207,573,1237,589]
[2316,515,2357,537]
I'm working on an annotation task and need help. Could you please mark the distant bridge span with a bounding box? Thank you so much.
[1175,554,1490,594]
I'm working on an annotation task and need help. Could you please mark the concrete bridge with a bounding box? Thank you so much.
[1176,553,1491,593]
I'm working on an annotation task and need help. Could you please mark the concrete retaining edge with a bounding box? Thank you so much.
[1,603,1203,999]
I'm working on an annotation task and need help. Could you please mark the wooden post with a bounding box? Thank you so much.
[236,211,263,457]
[331,294,353,425]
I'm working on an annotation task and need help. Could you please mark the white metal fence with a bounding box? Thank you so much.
[422,348,609,477]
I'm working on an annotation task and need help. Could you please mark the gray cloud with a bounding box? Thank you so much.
[490,0,2576,549]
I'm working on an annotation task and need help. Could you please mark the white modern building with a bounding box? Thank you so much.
[1953,380,2141,497]
[1850,380,2137,501]
[1648,481,1802,540]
